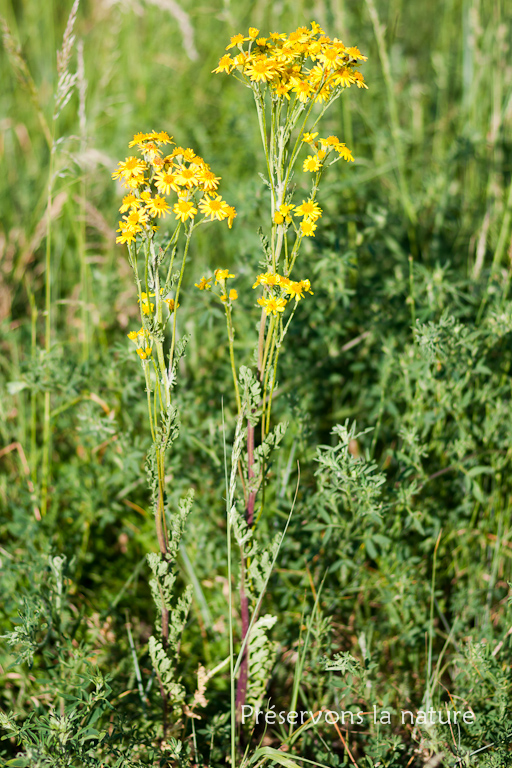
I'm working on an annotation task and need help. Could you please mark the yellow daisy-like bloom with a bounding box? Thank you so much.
[198,169,221,191]
[300,219,317,237]
[116,220,141,244]
[322,135,341,147]
[331,67,357,87]
[123,172,146,190]
[283,279,314,301]
[248,27,259,39]
[291,79,314,102]
[198,195,231,222]
[257,296,287,315]
[164,298,179,312]
[173,200,197,223]
[353,71,368,89]
[112,156,147,181]
[295,200,322,221]
[182,148,197,162]
[153,130,173,143]
[127,327,144,341]
[154,170,179,195]
[146,195,171,218]
[214,268,235,284]
[195,276,212,290]
[128,132,150,148]
[253,272,282,288]
[175,166,199,189]
[226,205,237,229]
[302,132,319,143]
[226,33,249,50]
[245,57,277,83]
[337,144,354,162]
[119,193,140,213]
[318,46,341,69]
[137,346,152,360]
[346,45,368,61]
[273,81,292,99]
[213,54,234,74]
[303,155,321,172]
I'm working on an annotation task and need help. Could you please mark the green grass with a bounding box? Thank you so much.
[1,0,512,766]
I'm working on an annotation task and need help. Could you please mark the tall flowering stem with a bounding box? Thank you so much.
[209,22,368,720]
[112,131,235,734]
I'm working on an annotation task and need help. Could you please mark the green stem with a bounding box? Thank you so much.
[225,304,241,413]
[41,137,55,517]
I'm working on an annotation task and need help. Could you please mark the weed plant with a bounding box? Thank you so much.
[1,1,512,766]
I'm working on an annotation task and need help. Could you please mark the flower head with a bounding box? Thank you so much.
[173,199,197,223]
[303,155,322,172]
[294,199,322,221]
[214,268,235,284]
[257,296,287,315]
[195,276,212,290]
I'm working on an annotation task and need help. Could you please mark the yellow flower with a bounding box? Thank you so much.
[283,279,314,301]
[164,298,179,312]
[195,276,212,290]
[295,199,322,221]
[213,54,233,74]
[138,292,155,315]
[137,346,152,360]
[273,212,285,225]
[248,27,259,39]
[198,169,221,191]
[116,220,141,244]
[331,67,357,87]
[119,193,140,213]
[221,289,238,302]
[198,195,231,222]
[300,219,317,237]
[146,195,171,218]
[291,79,314,102]
[337,144,354,162]
[226,205,237,229]
[257,296,287,315]
[226,33,249,50]
[112,157,147,181]
[253,272,282,288]
[127,327,144,341]
[303,155,321,172]
[273,81,292,99]
[175,166,199,188]
[245,57,277,83]
[346,45,367,61]
[173,199,197,222]
[154,170,179,195]
[302,132,319,143]
[318,46,341,69]
[128,132,150,148]
[214,268,235,284]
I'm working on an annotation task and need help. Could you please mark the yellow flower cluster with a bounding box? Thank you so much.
[253,272,313,314]
[113,131,236,245]
[273,198,323,236]
[127,327,152,361]
[213,22,367,104]
[195,268,238,303]
[301,133,354,176]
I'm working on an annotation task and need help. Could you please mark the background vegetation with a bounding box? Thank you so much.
[1,0,512,765]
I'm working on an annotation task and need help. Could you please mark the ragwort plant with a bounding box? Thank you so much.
[111,20,367,762]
